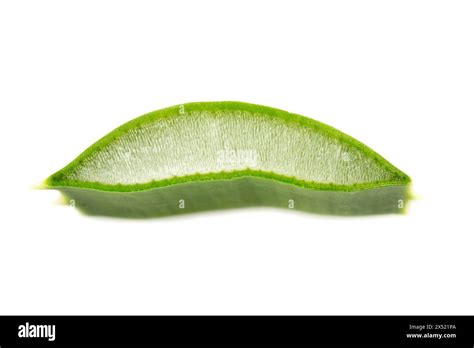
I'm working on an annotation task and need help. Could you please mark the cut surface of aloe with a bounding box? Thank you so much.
[45,101,411,217]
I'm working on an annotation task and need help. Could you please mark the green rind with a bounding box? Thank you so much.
[45,101,411,193]
[57,175,411,218]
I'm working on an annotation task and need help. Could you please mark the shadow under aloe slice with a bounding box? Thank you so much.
[45,101,411,218]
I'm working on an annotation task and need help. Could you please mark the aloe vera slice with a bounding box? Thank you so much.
[45,101,411,217]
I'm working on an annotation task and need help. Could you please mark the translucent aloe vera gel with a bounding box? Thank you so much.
[45,102,411,217]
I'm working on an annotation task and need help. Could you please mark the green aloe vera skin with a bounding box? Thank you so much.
[45,101,411,218]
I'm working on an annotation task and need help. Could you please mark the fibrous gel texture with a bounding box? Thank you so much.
[46,101,411,217]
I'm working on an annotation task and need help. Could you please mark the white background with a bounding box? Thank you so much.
[1,0,473,314]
